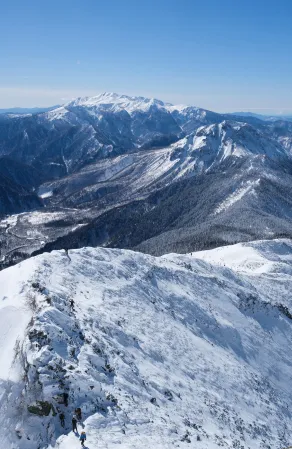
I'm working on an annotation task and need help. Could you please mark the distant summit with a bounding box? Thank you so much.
[65,92,171,113]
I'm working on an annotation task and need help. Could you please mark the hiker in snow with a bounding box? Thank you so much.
[59,412,65,427]
[70,298,75,311]
[75,407,82,421]
[72,414,78,433]
[80,431,86,447]
[65,248,71,261]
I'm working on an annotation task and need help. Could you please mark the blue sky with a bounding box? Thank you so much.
[1,0,292,112]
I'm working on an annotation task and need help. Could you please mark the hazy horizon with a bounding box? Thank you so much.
[0,91,291,116]
[1,0,291,113]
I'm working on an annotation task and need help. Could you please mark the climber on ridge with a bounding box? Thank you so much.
[72,414,78,433]
[80,431,87,447]
[65,248,71,261]
[75,407,82,421]
[59,412,65,427]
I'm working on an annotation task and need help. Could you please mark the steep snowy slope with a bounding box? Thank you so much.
[21,138,292,260]
[39,120,289,209]
[0,240,292,449]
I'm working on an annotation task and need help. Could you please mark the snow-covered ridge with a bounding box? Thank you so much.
[44,92,220,126]
[0,240,292,449]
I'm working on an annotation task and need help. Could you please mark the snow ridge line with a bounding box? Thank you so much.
[9,279,122,449]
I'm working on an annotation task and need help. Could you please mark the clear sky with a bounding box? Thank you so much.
[1,0,292,113]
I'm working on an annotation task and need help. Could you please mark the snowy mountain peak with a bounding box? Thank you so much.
[65,92,170,114]
[191,120,288,160]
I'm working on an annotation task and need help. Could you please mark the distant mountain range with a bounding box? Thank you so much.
[229,111,292,122]
[1,92,292,268]
[0,106,59,115]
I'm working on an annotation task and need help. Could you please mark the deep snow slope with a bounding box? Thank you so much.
[1,240,292,449]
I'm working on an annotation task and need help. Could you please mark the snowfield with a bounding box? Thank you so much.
[0,240,292,449]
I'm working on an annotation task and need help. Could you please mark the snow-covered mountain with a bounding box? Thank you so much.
[0,240,292,449]
[1,92,288,181]
[2,92,292,449]
[65,92,172,112]
[1,92,292,266]
[38,119,291,209]
[0,93,184,180]
[2,114,292,268]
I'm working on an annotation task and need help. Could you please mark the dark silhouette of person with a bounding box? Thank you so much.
[72,415,78,432]
[59,412,65,427]
[75,407,82,421]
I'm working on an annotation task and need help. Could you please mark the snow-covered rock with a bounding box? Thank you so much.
[0,240,292,449]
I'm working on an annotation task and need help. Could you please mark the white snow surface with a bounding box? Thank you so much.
[0,240,292,449]
[213,179,260,215]
[38,187,53,199]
